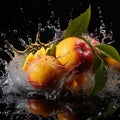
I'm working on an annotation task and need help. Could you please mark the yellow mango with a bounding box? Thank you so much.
[22,53,35,71]
[34,47,46,58]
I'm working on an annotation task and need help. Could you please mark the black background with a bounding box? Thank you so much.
[0,0,120,50]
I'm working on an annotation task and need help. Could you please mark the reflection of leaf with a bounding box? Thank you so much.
[91,60,108,95]
[106,103,119,115]
[64,5,91,38]
[97,44,120,62]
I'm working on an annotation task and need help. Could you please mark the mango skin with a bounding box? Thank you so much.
[56,37,94,73]
[27,55,66,89]
[22,47,47,72]
[22,53,35,71]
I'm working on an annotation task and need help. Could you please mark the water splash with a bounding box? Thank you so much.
[0,4,120,120]
[0,27,66,100]
[0,25,120,119]
[92,6,114,45]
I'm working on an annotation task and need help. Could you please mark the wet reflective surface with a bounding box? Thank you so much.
[0,93,120,120]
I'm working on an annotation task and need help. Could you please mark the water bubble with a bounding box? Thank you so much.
[20,7,23,12]
[4,49,13,60]
[0,47,3,51]
[28,37,32,44]
[37,23,42,32]
[98,10,102,14]
[1,33,6,38]
[50,11,55,18]
[97,112,102,117]
[29,20,32,24]
[40,28,45,32]
[13,29,18,34]
[48,2,51,6]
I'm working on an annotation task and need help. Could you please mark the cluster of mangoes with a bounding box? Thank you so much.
[22,36,102,93]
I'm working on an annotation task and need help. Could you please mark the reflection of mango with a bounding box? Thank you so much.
[27,99,56,116]
[27,99,75,119]
[57,103,76,120]
[57,112,75,120]
[27,55,66,89]
[56,37,94,73]
[104,57,120,71]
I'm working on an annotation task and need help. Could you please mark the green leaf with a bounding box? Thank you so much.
[93,54,102,73]
[46,43,56,56]
[96,44,120,62]
[64,5,91,38]
[91,60,108,95]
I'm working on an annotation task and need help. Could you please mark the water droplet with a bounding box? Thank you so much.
[18,38,28,48]
[28,37,32,44]
[50,11,55,18]
[0,47,3,51]
[40,28,45,32]
[1,33,6,38]
[13,29,18,34]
